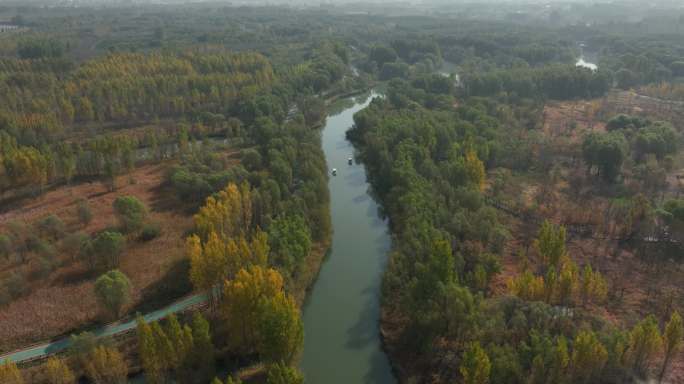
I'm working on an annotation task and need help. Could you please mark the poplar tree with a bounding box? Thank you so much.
[258,292,304,364]
[571,330,608,383]
[0,360,23,384]
[44,357,76,384]
[534,221,566,268]
[191,313,215,382]
[137,316,162,384]
[627,315,663,375]
[459,342,491,384]
[84,346,128,384]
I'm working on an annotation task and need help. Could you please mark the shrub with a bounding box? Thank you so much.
[37,214,65,240]
[113,196,148,233]
[139,222,161,242]
[94,270,132,319]
[76,198,93,226]
[61,231,89,260]
[5,272,26,299]
[89,231,126,272]
[0,234,12,259]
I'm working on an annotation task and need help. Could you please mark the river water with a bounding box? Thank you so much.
[300,92,396,384]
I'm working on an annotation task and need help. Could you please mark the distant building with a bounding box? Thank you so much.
[0,25,19,33]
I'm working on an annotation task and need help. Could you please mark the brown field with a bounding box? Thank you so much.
[0,162,195,353]
[490,94,684,382]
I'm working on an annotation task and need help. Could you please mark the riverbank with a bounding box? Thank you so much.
[300,91,395,384]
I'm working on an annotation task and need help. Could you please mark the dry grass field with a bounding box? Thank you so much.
[0,162,194,353]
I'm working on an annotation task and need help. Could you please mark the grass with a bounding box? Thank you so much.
[0,161,195,354]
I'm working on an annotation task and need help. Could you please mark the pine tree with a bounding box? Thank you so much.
[459,342,491,384]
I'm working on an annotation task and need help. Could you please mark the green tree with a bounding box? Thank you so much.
[571,330,607,383]
[113,196,148,233]
[68,331,100,369]
[659,311,683,382]
[76,198,93,226]
[137,316,162,384]
[268,214,311,276]
[258,292,304,364]
[627,315,663,375]
[582,131,627,182]
[265,362,304,384]
[94,270,132,319]
[89,231,126,272]
[191,313,215,382]
[534,221,566,268]
[460,342,491,384]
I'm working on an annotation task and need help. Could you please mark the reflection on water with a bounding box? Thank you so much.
[300,92,395,384]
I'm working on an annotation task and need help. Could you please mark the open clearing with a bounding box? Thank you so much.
[0,162,194,353]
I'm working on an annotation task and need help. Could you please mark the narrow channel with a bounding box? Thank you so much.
[300,92,396,384]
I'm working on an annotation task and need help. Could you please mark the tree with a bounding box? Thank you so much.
[659,311,683,382]
[190,313,215,382]
[44,357,76,384]
[626,315,662,376]
[0,360,23,384]
[258,292,304,364]
[464,149,485,191]
[0,234,12,259]
[265,363,304,384]
[460,342,491,384]
[549,336,569,383]
[68,331,100,368]
[84,346,128,384]
[113,196,148,233]
[94,270,132,319]
[534,221,566,268]
[89,231,125,272]
[268,214,311,276]
[571,330,608,383]
[221,266,284,353]
[76,198,93,226]
[137,317,162,384]
[580,264,607,306]
[582,131,627,182]
[194,182,252,240]
[165,314,188,372]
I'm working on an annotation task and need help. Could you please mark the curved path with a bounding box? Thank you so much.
[0,293,207,363]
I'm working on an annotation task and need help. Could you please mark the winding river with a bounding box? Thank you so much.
[300,92,396,384]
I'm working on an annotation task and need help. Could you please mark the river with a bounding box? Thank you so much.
[300,92,396,384]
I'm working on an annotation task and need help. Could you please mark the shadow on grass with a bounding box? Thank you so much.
[133,258,192,314]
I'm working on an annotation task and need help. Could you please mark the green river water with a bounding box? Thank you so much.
[300,92,396,384]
